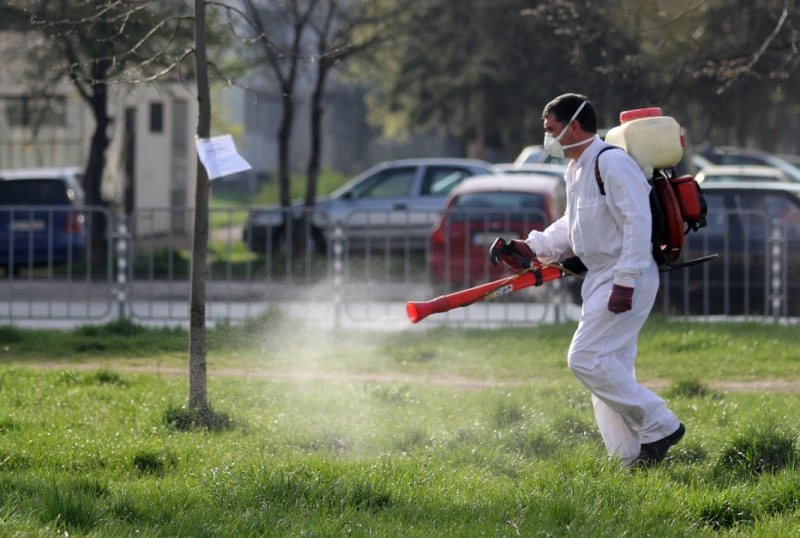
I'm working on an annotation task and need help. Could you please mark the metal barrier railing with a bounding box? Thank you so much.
[338,207,575,325]
[127,206,333,322]
[659,209,796,321]
[0,205,114,321]
[1,204,795,325]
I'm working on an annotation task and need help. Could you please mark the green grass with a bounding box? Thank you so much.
[0,320,799,535]
[2,317,799,383]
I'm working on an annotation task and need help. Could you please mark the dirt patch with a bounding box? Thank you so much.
[21,362,800,392]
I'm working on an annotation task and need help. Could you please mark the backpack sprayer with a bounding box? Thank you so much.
[407,107,717,324]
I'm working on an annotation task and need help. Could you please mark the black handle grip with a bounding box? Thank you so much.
[489,237,507,267]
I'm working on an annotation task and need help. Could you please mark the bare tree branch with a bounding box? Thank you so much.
[244,0,287,86]
[105,47,195,85]
[32,0,135,27]
[208,60,282,96]
[637,0,711,34]
[62,16,194,73]
[60,35,92,103]
[207,0,288,53]
[717,0,791,94]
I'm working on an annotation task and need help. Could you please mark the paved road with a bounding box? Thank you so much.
[1,299,582,330]
[1,275,578,330]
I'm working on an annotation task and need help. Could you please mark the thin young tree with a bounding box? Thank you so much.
[189,0,212,409]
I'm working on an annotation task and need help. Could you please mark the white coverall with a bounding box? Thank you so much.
[526,137,680,465]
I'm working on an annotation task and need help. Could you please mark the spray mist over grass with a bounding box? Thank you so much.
[206,278,426,458]
[200,282,589,462]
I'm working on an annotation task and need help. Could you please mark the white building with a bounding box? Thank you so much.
[0,32,198,237]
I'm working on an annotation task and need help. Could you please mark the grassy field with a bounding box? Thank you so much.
[0,317,799,536]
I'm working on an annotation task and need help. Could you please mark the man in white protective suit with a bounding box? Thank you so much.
[494,94,684,467]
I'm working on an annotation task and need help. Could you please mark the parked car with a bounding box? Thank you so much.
[0,168,87,273]
[696,146,800,182]
[776,153,800,168]
[243,159,496,253]
[428,173,570,289]
[513,145,571,166]
[492,163,567,180]
[661,181,800,316]
[695,165,792,184]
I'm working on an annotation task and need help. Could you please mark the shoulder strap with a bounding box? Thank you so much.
[594,146,621,196]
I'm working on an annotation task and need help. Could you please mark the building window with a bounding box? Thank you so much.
[4,95,67,127]
[150,102,164,133]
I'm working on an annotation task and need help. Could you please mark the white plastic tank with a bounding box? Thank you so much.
[604,108,684,177]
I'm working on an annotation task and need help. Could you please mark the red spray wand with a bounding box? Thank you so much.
[407,238,586,324]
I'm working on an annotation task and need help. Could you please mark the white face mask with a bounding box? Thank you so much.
[543,100,596,158]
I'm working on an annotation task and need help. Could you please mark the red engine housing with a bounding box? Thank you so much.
[652,172,708,263]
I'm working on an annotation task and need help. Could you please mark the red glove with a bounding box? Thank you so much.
[498,239,536,272]
[608,284,634,314]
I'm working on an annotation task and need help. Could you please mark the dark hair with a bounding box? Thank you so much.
[542,94,597,133]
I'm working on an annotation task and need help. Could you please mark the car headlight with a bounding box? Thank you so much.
[317,211,330,224]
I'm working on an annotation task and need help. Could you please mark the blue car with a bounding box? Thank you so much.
[0,168,86,274]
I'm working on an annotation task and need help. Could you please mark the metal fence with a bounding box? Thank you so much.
[1,205,796,327]
[0,205,115,322]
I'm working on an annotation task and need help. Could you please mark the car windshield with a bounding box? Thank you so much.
[449,191,548,222]
[0,179,71,205]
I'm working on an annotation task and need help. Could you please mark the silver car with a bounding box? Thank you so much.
[243,158,496,253]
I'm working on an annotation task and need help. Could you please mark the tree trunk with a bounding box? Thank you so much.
[278,92,293,209]
[84,61,111,265]
[189,0,211,410]
[467,92,486,160]
[305,60,328,209]
[279,91,307,254]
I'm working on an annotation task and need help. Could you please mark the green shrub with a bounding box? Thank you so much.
[40,478,107,532]
[132,450,174,475]
[164,404,235,433]
[693,496,753,529]
[716,422,799,476]
[0,418,16,433]
[503,429,557,458]
[0,325,25,344]
[492,399,526,428]
[665,378,716,399]
[93,369,124,385]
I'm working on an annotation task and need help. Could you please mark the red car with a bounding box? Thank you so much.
[429,174,567,287]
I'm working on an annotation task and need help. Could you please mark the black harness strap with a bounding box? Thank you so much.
[593,145,670,267]
[593,146,621,196]
[532,268,543,287]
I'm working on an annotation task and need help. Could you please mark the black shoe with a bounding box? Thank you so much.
[633,423,685,467]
